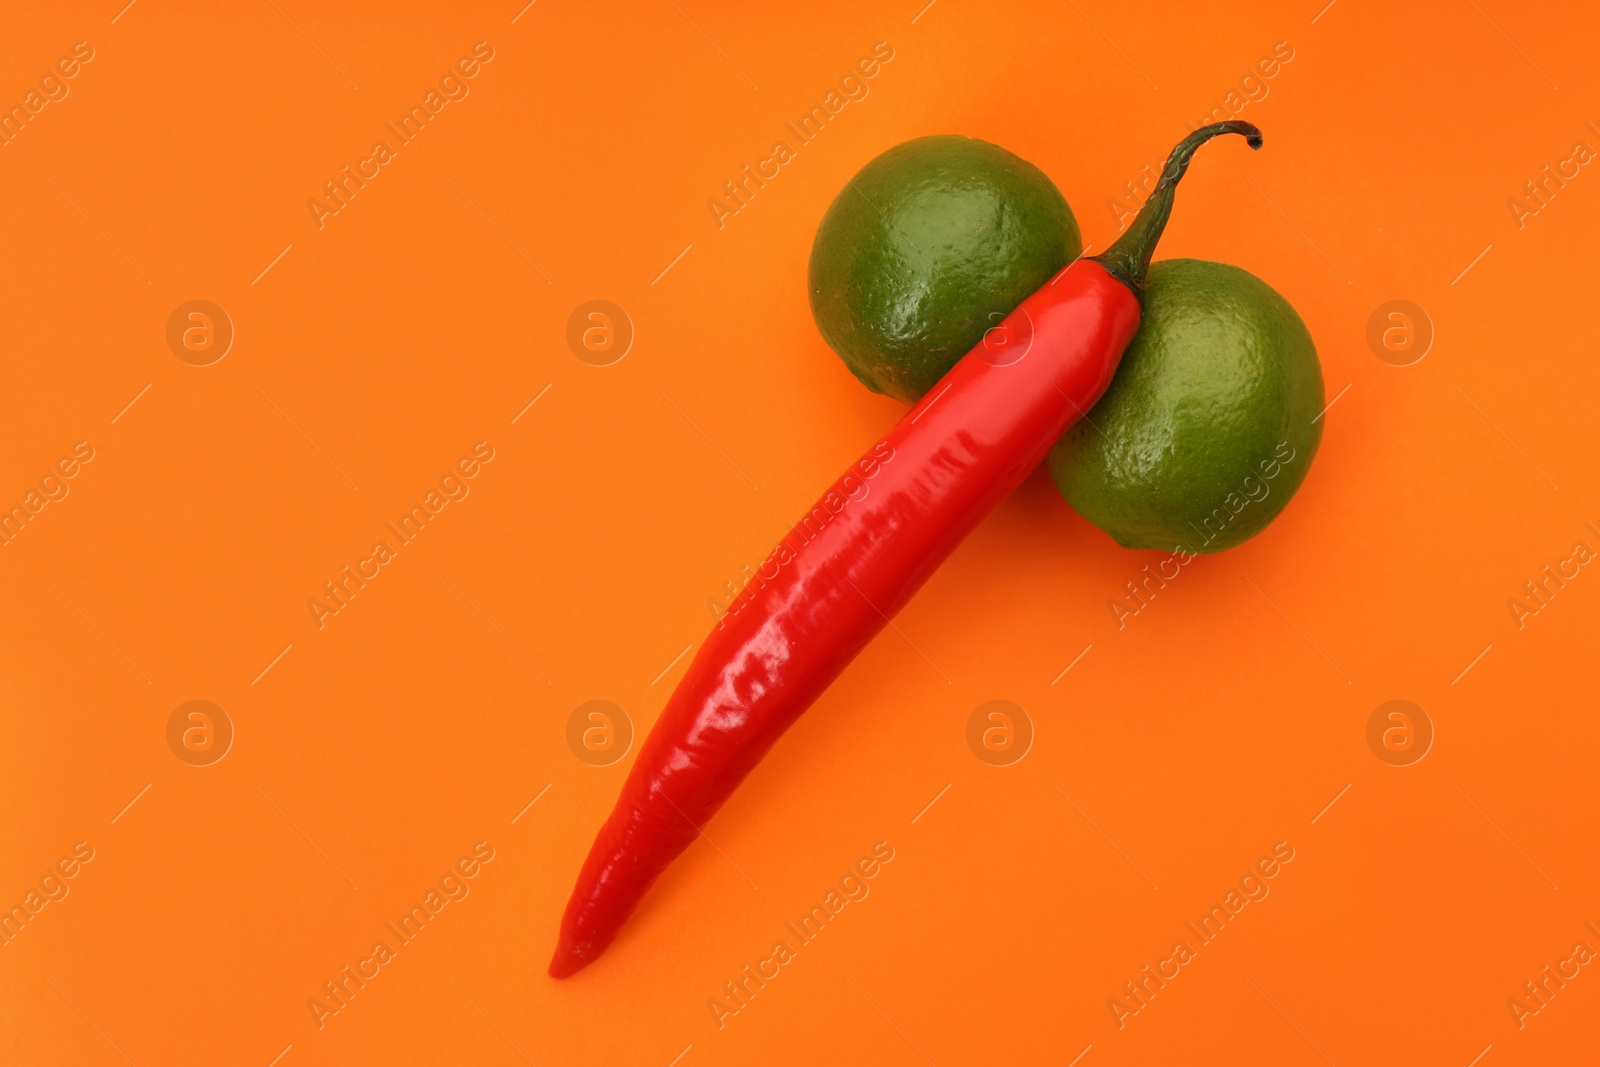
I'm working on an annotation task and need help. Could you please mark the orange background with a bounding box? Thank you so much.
[3,1,1597,1064]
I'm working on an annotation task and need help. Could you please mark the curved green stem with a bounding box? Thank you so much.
[1093,121,1263,298]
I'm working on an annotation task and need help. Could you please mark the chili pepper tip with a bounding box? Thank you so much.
[549,941,590,979]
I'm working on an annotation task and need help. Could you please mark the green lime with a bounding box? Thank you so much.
[1048,258,1323,553]
[809,135,1080,402]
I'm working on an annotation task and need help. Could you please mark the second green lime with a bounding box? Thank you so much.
[1048,258,1323,553]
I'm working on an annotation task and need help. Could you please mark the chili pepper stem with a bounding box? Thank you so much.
[1094,121,1263,298]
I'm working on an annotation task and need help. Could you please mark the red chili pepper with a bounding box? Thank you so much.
[550,121,1262,978]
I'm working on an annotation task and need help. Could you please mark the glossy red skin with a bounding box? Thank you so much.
[550,260,1141,977]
